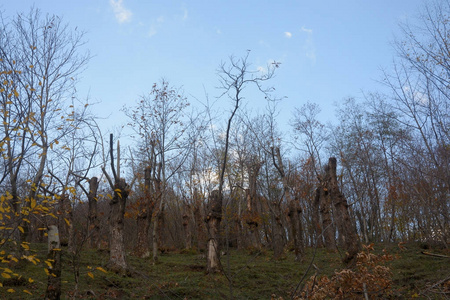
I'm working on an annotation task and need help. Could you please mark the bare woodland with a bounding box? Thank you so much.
[0,1,449,298]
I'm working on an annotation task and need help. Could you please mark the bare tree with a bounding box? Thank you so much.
[206,52,279,272]
[124,79,194,261]
[382,0,450,245]
[272,147,304,261]
[0,8,90,243]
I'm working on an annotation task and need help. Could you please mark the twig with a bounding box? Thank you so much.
[363,283,369,300]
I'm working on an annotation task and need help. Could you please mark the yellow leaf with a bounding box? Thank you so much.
[20,242,30,250]
[29,65,33,68]
[1,272,11,278]
[87,272,94,279]
[28,277,34,283]
[45,260,52,268]
[13,90,18,97]
[7,288,15,293]
[23,290,32,295]
[30,198,36,209]
[64,218,71,226]
[18,226,24,233]
[96,266,107,273]
[3,268,12,273]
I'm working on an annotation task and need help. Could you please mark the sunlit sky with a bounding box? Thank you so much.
[2,0,425,136]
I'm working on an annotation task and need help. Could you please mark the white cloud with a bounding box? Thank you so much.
[301,26,313,34]
[110,0,132,23]
[257,66,266,73]
[300,26,316,64]
[148,26,157,37]
[146,16,164,38]
[284,31,292,38]
[182,8,188,20]
[403,86,429,105]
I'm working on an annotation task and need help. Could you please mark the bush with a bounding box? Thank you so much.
[299,244,395,299]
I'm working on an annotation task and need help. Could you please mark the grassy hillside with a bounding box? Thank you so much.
[1,242,448,299]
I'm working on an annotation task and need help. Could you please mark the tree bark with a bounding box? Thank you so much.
[87,177,100,249]
[318,176,335,251]
[245,190,261,250]
[193,188,206,251]
[135,167,153,258]
[312,187,323,247]
[45,225,61,300]
[152,165,163,262]
[55,193,74,256]
[182,204,192,249]
[272,202,285,260]
[272,147,303,260]
[327,157,360,264]
[108,178,129,273]
[206,190,222,273]
[287,196,304,261]
[244,158,262,250]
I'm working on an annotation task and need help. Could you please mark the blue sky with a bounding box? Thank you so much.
[2,0,425,135]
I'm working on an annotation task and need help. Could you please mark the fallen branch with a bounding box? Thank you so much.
[421,251,450,258]
[420,274,450,296]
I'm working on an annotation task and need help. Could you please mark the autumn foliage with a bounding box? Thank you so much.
[299,244,395,299]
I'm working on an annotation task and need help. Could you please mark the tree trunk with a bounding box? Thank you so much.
[288,196,304,261]
[312,188,323,247]
[135,167,152,258]
[193,193,206,251]
[206,190,222,273]
[152,201,164,262]
[108,178,129,273]
[88,177,100,249]
[58,194,74,254]
[152,171,163,262]
[245,190,261,250]
[182,204,192,249]
[136,211,150,258]
[327,157,360,264]
[318,181,335,251]
[272,147,303,260]
[272,201,285,260]
[45,225,61,300]
[244,158,262,250]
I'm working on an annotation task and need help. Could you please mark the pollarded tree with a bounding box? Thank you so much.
[102,134,132,274]
[124,79,194,261]
[291,102,330,248]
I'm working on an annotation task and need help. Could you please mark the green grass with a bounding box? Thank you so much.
[1,242,448,299]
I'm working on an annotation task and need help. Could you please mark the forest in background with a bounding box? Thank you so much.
[0,1,448,299]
